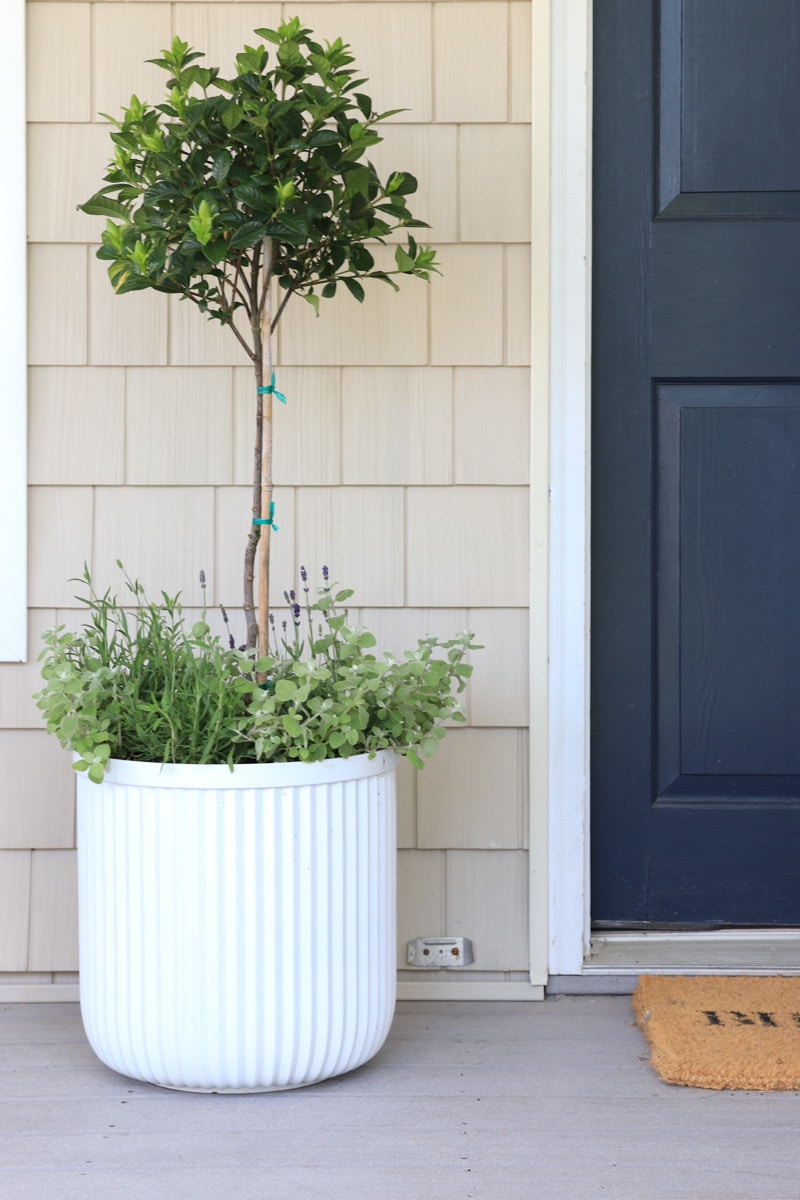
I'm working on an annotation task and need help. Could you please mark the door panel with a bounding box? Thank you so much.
[591,0,800,925]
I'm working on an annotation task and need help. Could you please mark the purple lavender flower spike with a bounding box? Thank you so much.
[300,565,308,584]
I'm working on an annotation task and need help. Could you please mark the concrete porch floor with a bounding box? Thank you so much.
[2,997,799,1200]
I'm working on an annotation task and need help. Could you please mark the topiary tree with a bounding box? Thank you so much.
[79,16,438,651]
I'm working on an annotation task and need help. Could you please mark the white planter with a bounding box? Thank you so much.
[76,751,397,1092]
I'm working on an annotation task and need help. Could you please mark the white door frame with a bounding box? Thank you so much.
[530,0,592,980]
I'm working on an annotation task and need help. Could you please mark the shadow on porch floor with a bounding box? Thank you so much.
[1,997,799,1200]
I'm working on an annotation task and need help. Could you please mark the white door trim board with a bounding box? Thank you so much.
[0,0,27,663]
[533,0,593,977]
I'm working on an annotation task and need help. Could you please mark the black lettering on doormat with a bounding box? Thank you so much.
[700,1010,788,1028]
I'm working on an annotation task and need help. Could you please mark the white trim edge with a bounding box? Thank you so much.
[0,0,28,663]
[398,982,545,1002]
[0,983,546,1005]
[547,0,592,975]
[0,984,79,1003]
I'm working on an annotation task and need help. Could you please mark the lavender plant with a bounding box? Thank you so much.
[35,567,477,782]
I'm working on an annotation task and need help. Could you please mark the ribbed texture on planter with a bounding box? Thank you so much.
[76,752,397,1092]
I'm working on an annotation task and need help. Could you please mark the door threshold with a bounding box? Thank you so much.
[586,929,800,975]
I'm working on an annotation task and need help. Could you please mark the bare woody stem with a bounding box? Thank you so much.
[257,236,275,658]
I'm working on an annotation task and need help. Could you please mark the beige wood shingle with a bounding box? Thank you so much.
[466,607,529,728]
[28,246,88,366]
[0,733,74,850]
[407,486,529,607]
[27,124,112,244]
[93,486,215,602]
[341,367,452,485]
[279,250,430,367]
[459,126,531,244]
[89,254,168,366]
[397,849,445,965]
[300,4,433,123]
[26,3,91,123]
[417,728,526,849]
[126,367,233,485]
[29,367,125,485]
[433,3,508,123]
[431,245,504,366]
[445,849,529,970]
[93,3,173,118]
[28,487,94,608]
[510,2,533,123]
[169,295,247,367]
[453,366,529,484]
[28,850,79,971]
[506,244,532,366]
[295,488,405,607]
[362,124,458,245]
[396,756,417,850]
[0,610,56,730]
[170,3,282,69]
[0,853,31,971]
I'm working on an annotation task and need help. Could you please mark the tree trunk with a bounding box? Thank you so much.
[257,238,274,656]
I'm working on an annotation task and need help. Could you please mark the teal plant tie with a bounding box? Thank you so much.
[252,502,279,532]
[257,372,287,405]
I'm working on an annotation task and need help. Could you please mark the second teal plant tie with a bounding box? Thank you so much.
[257,372,287,405]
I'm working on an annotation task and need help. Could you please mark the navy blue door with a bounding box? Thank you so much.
[591,0,800,925]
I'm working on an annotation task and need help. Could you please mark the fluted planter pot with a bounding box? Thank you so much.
[76,751,397,1093]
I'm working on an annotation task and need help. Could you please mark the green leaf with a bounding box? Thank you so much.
[211,148,233,183]
[274,679,297,701]
[78,194,130,219]
[221,102,244,131]
[233,183,270,210]
[281,713,303,737]
[394,245,415,273]
[388,171,418,196]
[343,277,365,302]
[228,221,267,250]
[309,129,342,148]
[188,198,215,245]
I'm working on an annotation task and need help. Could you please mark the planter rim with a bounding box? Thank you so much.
[92,749,398,790]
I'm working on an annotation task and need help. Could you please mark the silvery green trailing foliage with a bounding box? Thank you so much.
[35,567,477,784]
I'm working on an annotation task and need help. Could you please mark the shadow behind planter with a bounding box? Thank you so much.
[76,751,397,1093]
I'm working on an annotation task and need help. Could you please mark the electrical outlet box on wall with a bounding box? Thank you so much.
[406,937,474,968]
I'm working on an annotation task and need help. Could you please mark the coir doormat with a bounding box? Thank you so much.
[632,975,800,1090]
